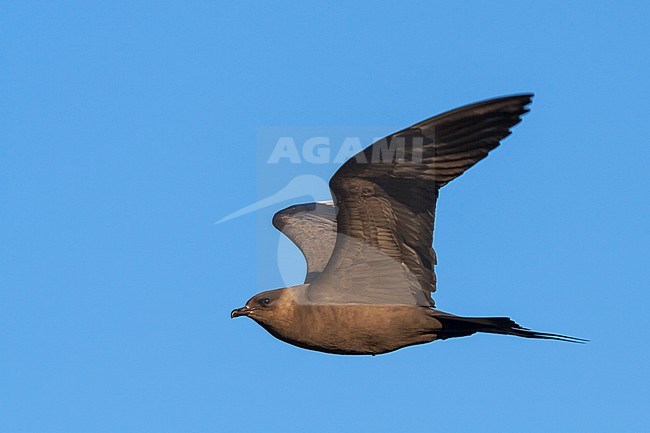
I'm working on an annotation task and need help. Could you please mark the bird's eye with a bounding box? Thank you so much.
[260,297,271,306]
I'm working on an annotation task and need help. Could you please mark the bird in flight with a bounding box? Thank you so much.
[231,94,584,355]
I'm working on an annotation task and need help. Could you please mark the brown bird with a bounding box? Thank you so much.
[231,94,584,355]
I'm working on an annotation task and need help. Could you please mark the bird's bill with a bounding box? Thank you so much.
[231,306,251,318]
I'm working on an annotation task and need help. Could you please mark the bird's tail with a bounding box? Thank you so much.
[431,313,587,343]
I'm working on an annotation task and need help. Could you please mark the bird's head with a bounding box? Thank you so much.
[230,288,294,326]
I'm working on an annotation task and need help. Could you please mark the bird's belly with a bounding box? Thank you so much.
[272,304,439,355]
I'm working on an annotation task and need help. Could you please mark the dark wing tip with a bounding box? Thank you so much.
[271,212,286,231]
[272,201,338,233]
[272,202,321,231]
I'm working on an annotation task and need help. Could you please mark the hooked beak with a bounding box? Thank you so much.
[231,306,251,318]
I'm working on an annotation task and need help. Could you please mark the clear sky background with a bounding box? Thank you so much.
[2,2,649,432]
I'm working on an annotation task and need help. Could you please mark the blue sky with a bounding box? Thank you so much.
[2,2,649,432]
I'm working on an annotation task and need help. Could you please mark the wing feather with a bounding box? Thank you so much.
[306,94,533,306]
[272,202,337,283]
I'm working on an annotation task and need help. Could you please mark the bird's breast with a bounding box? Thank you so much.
[264,303,438,355]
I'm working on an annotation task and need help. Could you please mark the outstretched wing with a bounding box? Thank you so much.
[272,202,337,283]
[307,94,533,306]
